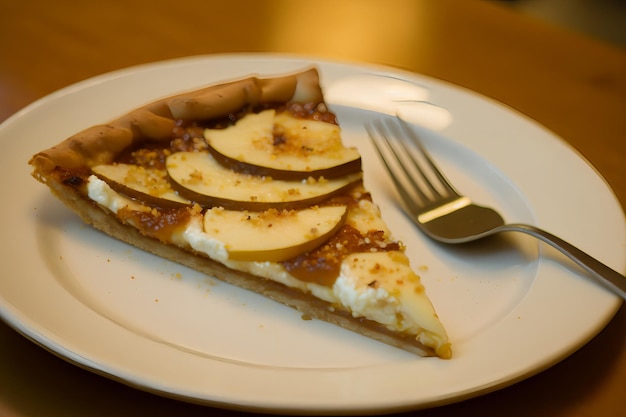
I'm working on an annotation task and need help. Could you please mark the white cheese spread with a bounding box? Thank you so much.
[87,173,448,351]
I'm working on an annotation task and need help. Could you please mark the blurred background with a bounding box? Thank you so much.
[499,0,625,48]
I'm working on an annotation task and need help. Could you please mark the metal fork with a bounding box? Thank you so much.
[366,117,626,300]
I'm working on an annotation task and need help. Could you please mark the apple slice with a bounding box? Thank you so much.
[204,205,348,262]
[92,164,191,208]
[166,151,362,211]
[204,109,361,180]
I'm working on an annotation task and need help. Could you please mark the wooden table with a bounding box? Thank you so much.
[1,1,625,415]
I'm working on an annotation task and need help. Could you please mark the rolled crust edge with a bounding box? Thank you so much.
[29,68,323,175]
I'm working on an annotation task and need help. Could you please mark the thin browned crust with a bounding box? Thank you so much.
[29,68,323,176]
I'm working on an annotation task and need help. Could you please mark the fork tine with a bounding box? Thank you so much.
[369,120,431,201]
[367,116,460,215]
[366,121,425,216]
[383,119,447,200]
[394,117,460,198]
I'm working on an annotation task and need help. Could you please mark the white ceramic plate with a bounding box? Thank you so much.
[0,55,624,414]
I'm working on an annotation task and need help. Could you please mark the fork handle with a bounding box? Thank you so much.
[501,223,626,300]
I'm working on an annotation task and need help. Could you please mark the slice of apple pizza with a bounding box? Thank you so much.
[29,68,451,358]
